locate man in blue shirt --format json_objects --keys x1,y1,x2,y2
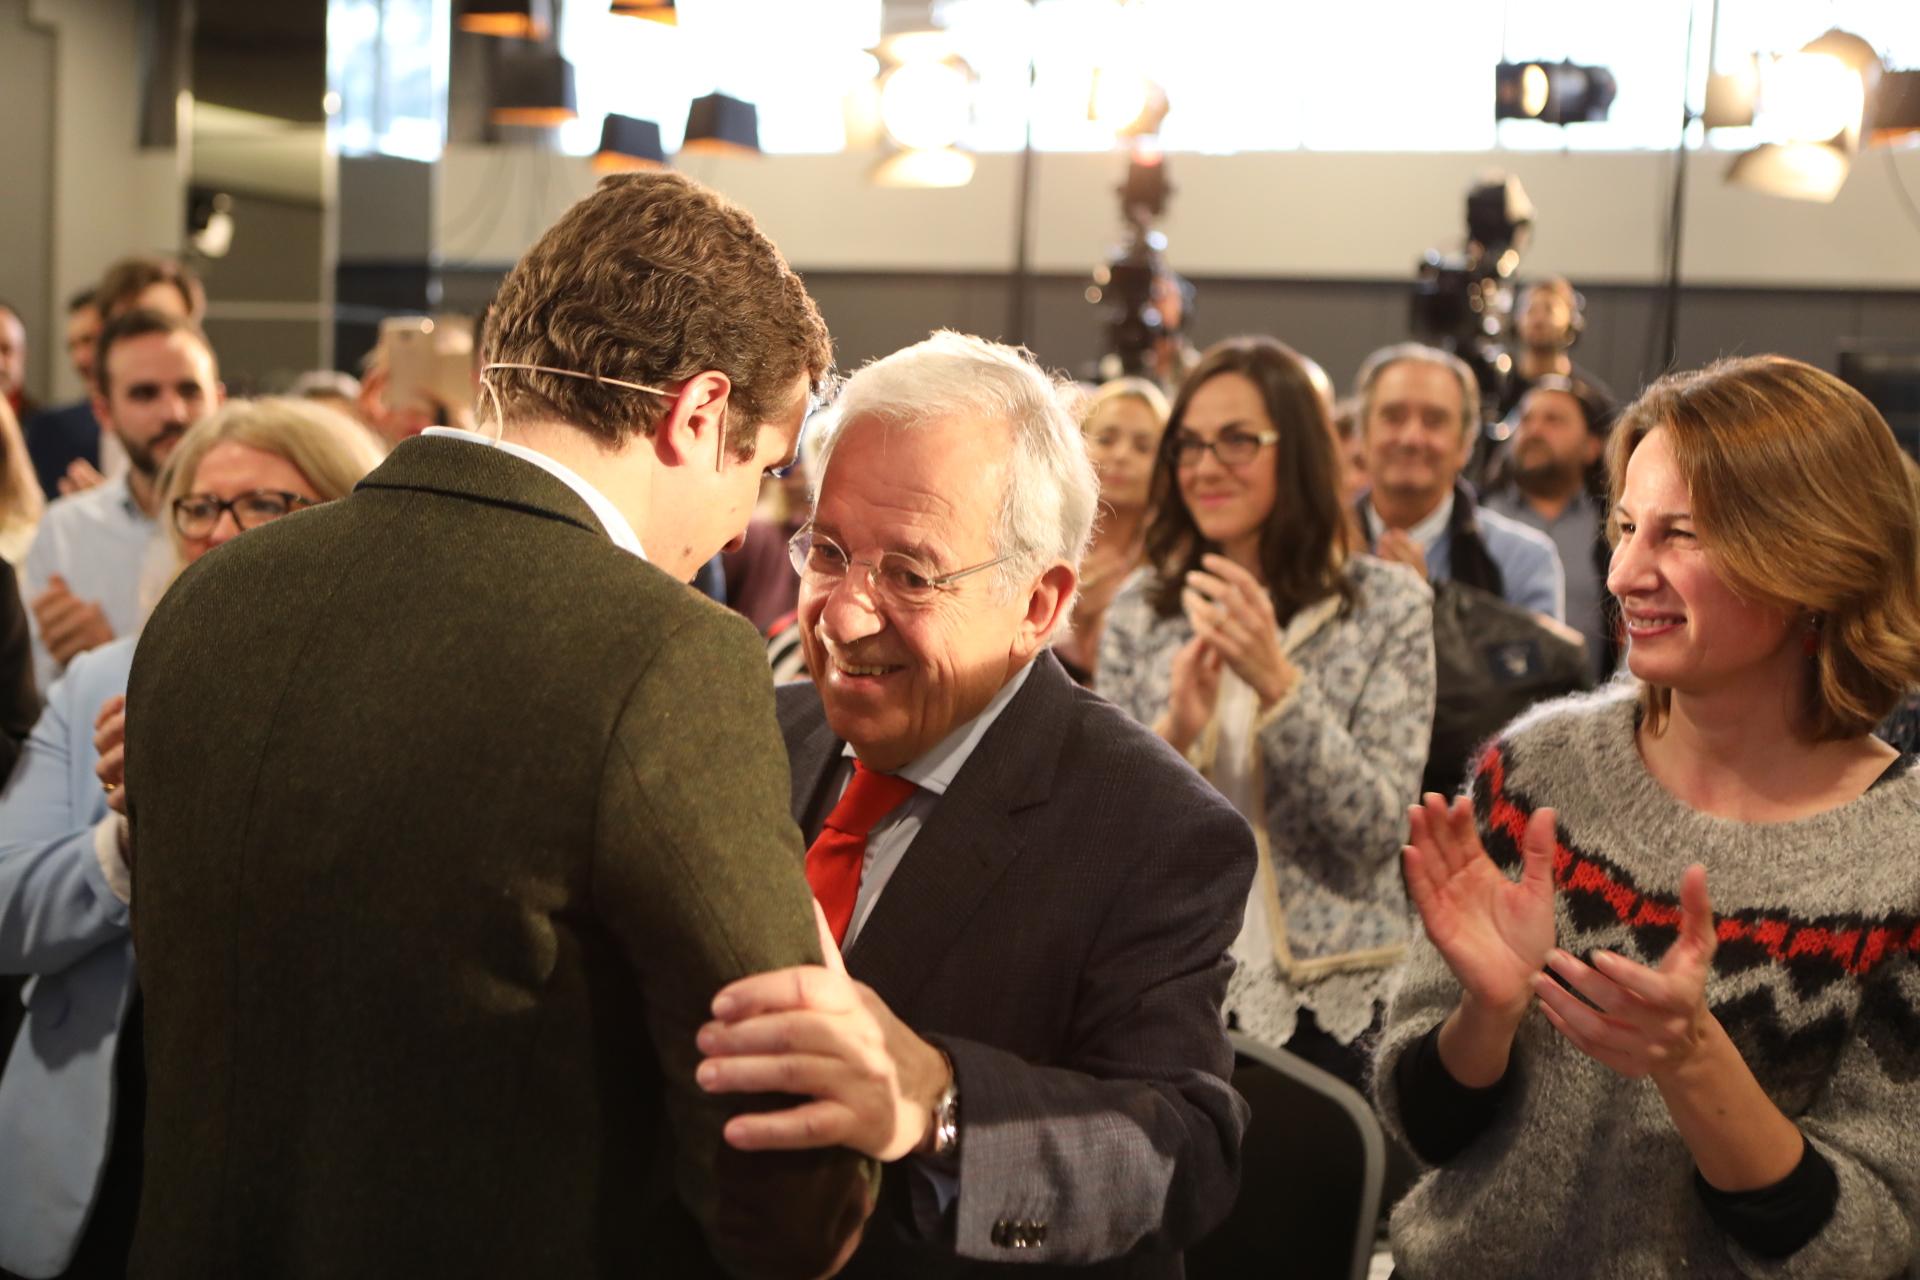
[
  {"x1": 1354, "y1": 341, "x2": 1565, "y2": 620},
  {"x1": 21, "y1": 310, "x2": 221, "y2": 689}
]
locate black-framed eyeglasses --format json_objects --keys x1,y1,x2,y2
[
  {"x1": 171, "y1": 489, "x2": 314, "y2": 539},
  {"x1": 1171, "y1": 428, "x2": 1280, "y2": 469},
  {"x1": 786, "y1": 524, "x2": 1008, "y2": 609}
]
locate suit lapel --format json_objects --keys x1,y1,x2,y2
[
  {"x1": 787, "y1": 704, "x2": 845, "y2": 838},
  {"x1": 843, "y1": 655, "x2": 1076, "y2": 1013}
]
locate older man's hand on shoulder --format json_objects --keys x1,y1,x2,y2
[{"x1": 698, "y1": 902, "x2": 954, "y2": 1162}]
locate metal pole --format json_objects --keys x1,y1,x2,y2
[{"x1": 1008, "y1": 41, "x2": 1036, "y2": 347}]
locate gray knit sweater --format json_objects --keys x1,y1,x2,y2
[{"x1": 1376, "y1": 686, "x2": 1920, "y2": 1280}]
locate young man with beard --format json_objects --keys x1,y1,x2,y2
[
  {"x1": 20, "y1": 309, "x2": 221, "y2": 689},
  {"x1": 1485, "y1": 375, "x2": 1618, "y2": 679}
]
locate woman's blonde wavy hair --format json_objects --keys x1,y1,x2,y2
[{"x1": 1607, "y1": 355, "x2": 1920, "y2": 741}]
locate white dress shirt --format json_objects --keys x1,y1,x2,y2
[
  {"x1": 828, "y1": 658, "x2": 1036, "y2": 952},
  {"x1": 421, "y1": 427, "x2": 647, "y2": 560}
]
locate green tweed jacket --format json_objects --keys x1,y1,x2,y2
[{"x1": 124, "y1": 435, "x2": 872, "y2": 1278}]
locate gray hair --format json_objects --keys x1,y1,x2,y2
[
  {"x1": 1354, "y1": 342, "x2": 1480, "y2": 440},
  {"x1": 810, "y1": 330, "x2": 1099, "y2": 601}
]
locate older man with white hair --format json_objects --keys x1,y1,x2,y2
[{"x1": 696, "y1": 332, "x2": 1255, "y2": 1278}]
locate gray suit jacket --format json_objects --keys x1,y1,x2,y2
[
  {"x1": 125, "y1": 436, "x2": 872, "y2": 1279},
  {"x1": 778, "y1": 652, "x2": 1255, "y2": 1278}
]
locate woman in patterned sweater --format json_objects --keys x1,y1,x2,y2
[
  {"x1": 1377, "y1": 355, "x2": 1920, "y2": 1278},
  {"x1": 1098, "y1": 336, "x2": 1435, "y2": 1089}
]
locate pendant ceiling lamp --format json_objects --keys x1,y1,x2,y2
[
  {"x1": 490, "y1": 45, "x2": 578, "y2": 127},
  {"x1": 458, "y1": 0, "x2": 551, "y2": 40},
  {"x1": 610, "y1": 0, "x2": 676, "y2": 22},
  {"x1": 681, "y1": 92, "x2": 759, "y2": 155},
  {"x1": 594, "y1": 114, "x2": 667, "y2": 171}
]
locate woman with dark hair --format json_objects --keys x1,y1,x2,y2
[
  {"x1": 1099, "y1": 336, "x2": 1435, "y2": 1087},
  {"x1": 1377, "y1": 356, "x2": 1920, "y2": 1278}
]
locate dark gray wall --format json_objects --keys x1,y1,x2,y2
[
  {"x1": 199, "y1": 191, "x2": 331, "y2": 393},
  {"x1": 437, "y1": 264, "x2": 1920, "y2": 407}
]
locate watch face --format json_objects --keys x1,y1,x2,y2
[{"x1": 933, "y1": 1082, "x2": 959, "y2": 1157}]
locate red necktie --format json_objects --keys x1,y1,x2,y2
[{"x1": 806, "y1": 761, "x2": 917, "y2": 947}]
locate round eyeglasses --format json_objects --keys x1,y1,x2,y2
[
  {"x1": 786, "y1": 525, "x2": 1008, "y2": 610},
  {"x1": 171, "y1": 489, "x2": 315, "y2": 540}
]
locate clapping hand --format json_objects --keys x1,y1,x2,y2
[
  {"x1": 58, "y1": 458, "x2": 108, "y2": 496},
  {"x1": 1374, "y1": 529, "x2": 1428, "y2": 580},
  {"x1": 1182, "y1": 554, "x2": 1297, "y2": 708},
  {"x1": 1403, "y1": 794, "x2": 1558, "y2": 1019},
  {"x1": 31, "y1": 574, "x2": 115, "y2": 667},
  {"x1": 93, "y1": 694, "x2": 128, "y2": 815},
  {"x1": 696, "y1": 902, "x2": 952, "y2": 1163},
  {"x1": 1161, "y1": 635, "x2": 1222, "y2": 754},
  {"x1": 1533, "y1": 865, "x2": 1718, "y2": 1079}
]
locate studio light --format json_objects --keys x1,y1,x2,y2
[
  {"x1": 681, "y1": 92, "x2": 759, "y2": 154},
  {"x1": 594, "y1": 114, "x2": 667, "y2": 171},
  {"x1": 1728, "y1": 29, "x2": 1881, "y2": 203},
  {"x1": 1765, "y1": 51, "x2": 1867, "y2": 142},
  {"x1": 490, "y1": 45, "x2": 578, "y2": 126},
  {"x1": 871, "y1": 147, "x2": 976, "y2": 188},
  {"x1": 1725, "y1": 142, "x2": 1852, "y2": 202},
  {"x1": 609, "y1": 0, "x2": 675, "y2": 22},
  {"x1": 457, "y1": 0, "x2": 551, "y2": 39},
  {"x1": 1494, "y1": 60, "x2": 1617, "y2": 125},
  {"x1": 187, "y1": 189, "x2": 235, "y2": 260},
  {"x1": 878, "y1": 59, "x2": 972, "y2": 151},
  {"x1": 1089, "y1": 66, "x2": 1167, "y2": 137}
]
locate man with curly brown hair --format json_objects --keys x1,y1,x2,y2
[{"x1": 125, "y1": 172, "x2": 875, "y2": 1279}]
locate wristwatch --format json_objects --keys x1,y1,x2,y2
[{"x1": 928, "y1": 1074, "x2": 960, "y2": 1159}]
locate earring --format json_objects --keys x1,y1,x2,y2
[{"x1": 1802, "y1": 614, "x2": 1821, "y2": 658}]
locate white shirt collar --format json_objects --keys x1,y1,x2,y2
[
  {"x1": 840, "y1": 657, "x2": 1038, "y2": 797},
  {"x1": 1365, "y1": 488, "x2": 1454, "y2": 552},
  {"x1": 422, "y1": 427, "x2": 647, "y2": 560}
]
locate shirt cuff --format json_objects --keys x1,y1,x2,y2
[
  {"x1": 91, "y1": 813, "x2": 133, "y2": 906},
  {"x1": 1693, "y1": 1136, "x2": 1838, "y2": 1260},
  {"x1": 1393, "y1": 1020, "x2": 1515, "y2": 1166}
]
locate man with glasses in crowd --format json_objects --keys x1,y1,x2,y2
[
  {"x1": 124, "y1": 172, "x2": 874, "y2": 1277},
  {"x1": 695, "y1": 331, "x2": 1254, "y2": 1278}
]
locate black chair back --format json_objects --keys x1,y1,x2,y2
[{"x1": 1187, "y1": 1032, "x2": 1386, "y2": 1280}]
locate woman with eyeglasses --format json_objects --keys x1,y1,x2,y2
[
  {"x1": 0, "y1": 397, "x2": 382, "y2": 1278},
  {"x1": 1054, "y1": 377, "x2": 1169, "y2": 683},
  {"x1": 1098, "y1": 336, "x2": 1436, "y2": 1090}
]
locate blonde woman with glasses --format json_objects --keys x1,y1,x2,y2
[{"x1": 0, "y1": 397, "x2": 381, "y2": 1278}]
